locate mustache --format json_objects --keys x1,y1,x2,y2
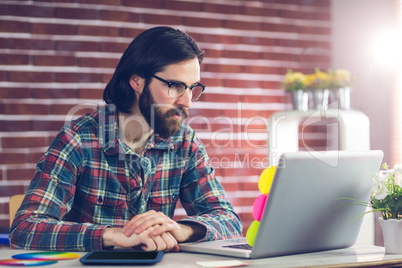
[{"x1": 165, "y1": 107, "x2": 189, "y2": 119}]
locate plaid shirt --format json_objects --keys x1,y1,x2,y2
[{"x1": 9, "y1": 105, "x2": 242, "y2": 251}]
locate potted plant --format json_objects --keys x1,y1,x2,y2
[
  {"x1": 281, "y1": 70, "x2": 308, "y2": 111},
  {"x1": 327, "y1": 69, "x2": 353, "y2": 109},
  {"x1": 305, "y1": 68, "x2": 330, "y2": 110},
  {"x1": 342, "y1": 163, "x2": 402, "y2": 254}
]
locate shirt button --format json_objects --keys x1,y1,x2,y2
[
  {"x1": 172, "y1": 194, "x2": 178, "y2": 201},
  {"x1": 97, "y1": 196, "x2": 103, "y2": 203}
]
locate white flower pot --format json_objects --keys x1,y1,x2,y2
[{"x1": 378, "y1": 217, "x2": 402, "y2": 254}]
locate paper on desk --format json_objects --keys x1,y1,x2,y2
[{"x1": 196, "y1": 260, "x2": 251, "y2": 268}]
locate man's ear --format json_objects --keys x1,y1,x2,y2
[{"x1": 129, "y1": 75, "x2": 145, "y2": 94}]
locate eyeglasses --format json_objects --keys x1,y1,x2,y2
[{"x1": 152, "y1": 75, "x2": 205, "y2": 101}]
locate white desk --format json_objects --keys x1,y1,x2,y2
[{"x1": 1, "y1": 245, "x2": 402, "y2": 267}]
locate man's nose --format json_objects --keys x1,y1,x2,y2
[{"x1": 175, "y1": 88, "x2": 192, "y2": 108}]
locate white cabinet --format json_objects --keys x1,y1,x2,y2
[
  {"x1": 267, "y1": 109, "x2": 374, "y2": 245},
  {"x1": 267, "y1": 109, "x2": 370, "y2": 165}
]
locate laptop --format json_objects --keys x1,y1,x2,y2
[{"x1": 180, "y1": 150, "x2": 384, "y2": 259}]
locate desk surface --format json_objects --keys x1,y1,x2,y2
[{"x1": 1, "y1": 245, "x2": 402, "y2": 268}]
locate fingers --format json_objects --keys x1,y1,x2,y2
[
  {"x1": 136, "y1": 227, "x2": 179, "y2": 252},
  {"x1": 141, "y1": 232, "x2": 178, "y2": 252},
  {"x1": 123, "y1": 210, "x2": 173, "y2": 236}
]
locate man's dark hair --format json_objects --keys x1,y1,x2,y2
[{"x1": 103, "y1": 26, "x2": 205, "y2": 114}]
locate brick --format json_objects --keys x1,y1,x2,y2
[
  {"x1": 244, "y1": 6, "x2": 276, "y2": 17},
  {"x1": 35, "y1": 0, "x2": 76, "y2": 3},
  {"x1": 59, "y1": 104, "x2": 99, "y2": 117},
  {"x1": 0, "y1": 20, "x2": 30, "y2": 33},
  {"x1": 57, "y1": 40, "x2": 99, "y2": 52},
  {"x1": 205, "y1": 64, "x2": 242, "y2": 73},
  {"x1": 33, "y1": 55, "x2": 76, "y2": 67},
  {"x1": 123, "y1": 0, "x2": 164, "y2": 9},
  {"x1": 0, "y1": 185, "x2": 26, "y2": 197},
  {"x1": 31, "y1": 120, "x2": 64, "y2": 132},
  {"x1": 229, "y1": 197, "x2": 256, "y2": 207},
  {"x1": 78, "y1": 88, "x2": 104, "y2": 99},
  {"x1": 202, "y1": 49, "x2": 223, "y2": 59},
  {"x1": 200, "y1": 78, "x2": 223, "y2": 87},
  {"x1": 166, "y1": 1, "x2": 203, "y2": 11},
  {"x1": 81, "y1": 0, "x2": 122, "y2": 5},
  {"x1": 300, "y1": 26, "x2": 331, "y2": 35},
  {"x1": 0, "y1": 120, "x2": 30, "y2": 132},
  {"x1": 198, "y1": 93, "x2": 241, "y2": 103},
  {"x1": 202, "y1": 34, "x2": 239, "y2": 45},
  {"x1": 225, "y1": 19, "x2": 261, "y2": 31},
  {"x1": 55, "y1": 7, "x2": 98, "y2": 19},
  {"x1": 224, "y1": 50, "x2": 260, "y2": 60},
  {"x1": 8, "y1": 71, "x2": 53, "y2": 83},
  {"x1": 56, "y1": 72, "x2": 98, "y2": 83},
  {"x1": 204, "y1": 3, "x2": 242, "y2": 14},
  {"x1": 144, "y1": 14, "x2": 183, "y2": 25},
  {"x1": 52, "y1": 104, "x2": 77, "y2": 115},
  {"x1": 189, "y1": 109, "x2": 221, "y2": 118},
  {"x1": 4, "y1": 103, "x2": 50, "y2": 115},
  {"x1": 223, "y1": 109, "x2": 260, "y2": 118},
  {"x1": 101, "y1": 10, "x2": 140, "y2": 22},
  {"x1": 32, "y1": 88, "x2": 77, "y2": 99},
  {"x1": 297, "y1": 54, "x2": 331, "y2": 63},
  {"x1": 101, "y1": 72, "x2": 113, "y2": 84},
  {"x1": 0, "y1": 38, "x2": 6, "y2": 48},
  {"x1": 262, "y1": 22, "x2": 295, "y2": 33},
  {"x1": 9, "y1": 38, "x2": 53, "y2": 50},
  {"x1": 222, "y1": 167, "x2": 261, "y2": 177},
  {"x1": 243, "y1": 65, "x2": 282, "y2": 75},
  {"x1": 32, "y1": 23, "x2": 75, "y2": 35},
  {"x1": 224, "y1": 79, "x2": 261, "y2": 89},
  {"x1": 77, "y1": 25, "x2": 119, "y2": 37},
  {"x1": 79, "y1": 57, "x2": 118, "y2": 68},
  {"x1": 0, "y1": 88, "x2": 30, "y2": 99},
  {"x1": 241, "y1": 181, "x2": 260, "y2": 191},
  {"x1": 0, "y1": 153, "x2": 27, "y2": 165},
  {"x1": 120, "y1": 27, "x2": 145, "y2": 39},
  {"x1": 7, "y1": 168, "x2": 36, "y2": 181},
  {"x1": 243, "y1": 95, "x2": 284, "y2": 103},
  {"x1": 30, "y1": 151, "x2": 45, "y2": 164},
  {"x1": 220, "y1": 182, "x2": 240, "y2": 192},
  {"x1": 101, "y1": 41, "x2": 129, "y2": 53},
  {"x1": 0, "y1": 71, "x2": 6, "y2": 81},
  {"x1": 184, "y1": 17, "x2": 222, "y2": 28},
  {"x1": 243, "y1": 36, "x2": 275, "y2": 46},
  {"x1": 9, "y1": 4, "x2": 54, "y2": 18},
  {"x1": 262, "y1": 52, "x2": 295, "y2": 62},
  {"x1": 0, "y1": 4, "x2": 7, "y2": 15},
  {"x1": 261, "y1": 80, "x2": 281, "y2": 89},
  {"x1": 2, "y1": 136, "x2": 47, "y2": 149}
]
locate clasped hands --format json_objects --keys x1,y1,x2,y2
[{"x1": 102, "y1": 210, "x2": 199, "y2": 252}]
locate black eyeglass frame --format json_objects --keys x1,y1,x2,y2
[{"x1": 152, "y1": 75, "x2": 205, "y2": 101}]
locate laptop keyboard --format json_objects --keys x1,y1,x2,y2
[{"x1": 222, "y1": 243, "x2": 253, "y2": 250}]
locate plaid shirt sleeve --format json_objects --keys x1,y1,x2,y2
[
  {"x1": 177, "y1": 131, "x2": 243, "y2": 241},
  {"x1": 9, "y1": 121, "x2": 109, "y2": 251}
]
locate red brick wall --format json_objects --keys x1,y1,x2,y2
[{"x1": 0, "y1": 0, "x2": 331, "y2": 233}]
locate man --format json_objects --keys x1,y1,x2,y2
[{"x1": 9, "y1": 26, "x2": 242, "y2": 252}]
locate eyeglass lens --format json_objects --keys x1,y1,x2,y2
[{"x1": 168, "y1": 84, "x2": 204, "y2": 101}]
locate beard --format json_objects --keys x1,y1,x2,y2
[{"x1": 139, "y1": 85, "x2": 189, "y2": 139}]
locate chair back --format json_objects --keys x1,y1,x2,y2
[{"x1": 9, "y1": 194, "x2": 25, "y2": 228}]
